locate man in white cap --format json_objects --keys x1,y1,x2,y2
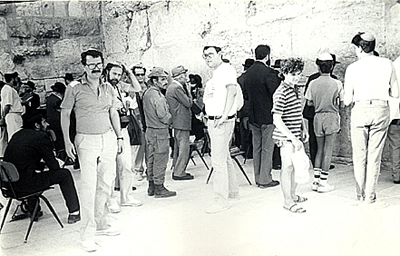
[
  {"x1": 166, "y1": 65, "x2": 194, "y2": 180},
  {"x1": 305, "y1": 52, "x2": 344, "y2": 193},
  {"x1": 203, "y1": 42, "x2": 242, "y2": 214},
  {"x1": 344, "y1": 32, "x2": 399, "y2": 207}
]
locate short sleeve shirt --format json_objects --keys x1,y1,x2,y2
[
  {"x1": 1, "y1": 84, "x2": 23, "y2": 115},
  {"x1": 204, "y1": 63, "x2": 238, "y2": 116},
  {"x1": 305, "y1": 74, "x2": 343, "y2": 113},
  {"x1": 60, "y1": 76, "x2": 118, "y2": 134},
  {"x1": 272, "y1": 83, "x2": 303, "y2": 140}
]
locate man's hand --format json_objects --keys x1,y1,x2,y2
[
  {"x1": 117, "y1": 139, "x2": 124, "y2": 154},
  {"x1": 292, "y1": 137, "x2": 303, "y2": 151},
  {"x1": 65, "y1": 141, "x2": 76, "y2": 161},
  {"x1": 214, "y1": 115, "x2": 228, "y2": 128},
  {"x1": 302, "y1": 131, "x2": 309, "y2": 143}
]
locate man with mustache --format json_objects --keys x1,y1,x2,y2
[
  {"x1": 103, "y1": 62, "x2": 142, "y2": 213},
  {"x1": 61, "y1": 49, "x2": 124, "y2": 252},
  {"x1": 143, "y1": 67, "x2": 176, "y2": 198}
]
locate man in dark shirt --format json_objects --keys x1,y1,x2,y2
[
  {"x1": 243, "y1": 44, "x2": 281, "y2": 188},
  {"x1": 20, "y1": 81, "x2": 40, "y2": 114},
  {"x1": 3, "y1": 111, "x2": 80, "y2": 224}
]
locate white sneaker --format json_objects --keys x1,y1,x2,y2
[
  {"x1": 121, "y1": 198, "x2": 143, "y2": 207},
  {"x1": 311, "y1": 182, "x2": 319, "y2": 191},
  {"x1": 81, "y1": 240, "x2": 99, "y2": 252},
  {"x1": 205, "y1": 203, "x2": 230, "y2": 214},
  {"x1": 317, "y1": 183, "x2": 335, "y2": 193},
  {"x1": 108, "y1": 204, "x2": 121, "y2": 213},
  {"x1": 96, "y1": 226, "x2": 121, "y2": 236}
]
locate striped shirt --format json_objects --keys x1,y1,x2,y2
[{"x1": 272, "y1": 83, "x2": 303, "y2": 140}]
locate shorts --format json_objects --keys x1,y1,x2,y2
[{"x1": 313, "y1": 112, "x2": 340, "y2": 137}]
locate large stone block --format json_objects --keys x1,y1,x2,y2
[
  {"x1": 29, "y1": 17, "x2": 62, "y2": 39},
  {"x1": 0, "y1": 4, "x2": 12, "y2": 16},
  {"x1": 84, "y1": 1, "x2": 101, "y2": 18},
  {"x1": 54, "y1": 1, "x2": 68, "y2": 17},
  {"x1": 0, "y1": 17, "x2": 7, "y2": 40},
  {"x1": 0, "y1": 52, "x2": 15, "y2": 73},
  {"x1": 8, "y1": 18, "x2": 30, "y2": 38},
  {"x1": 52, "y1": 39, "x2": 80, "y2": 58},
  {"x1": 41, "y1": 1, "x2": 54, "y2": 17},
  {"x1": 15, "y1": 2, "x2": 42, "y2": 16},
  {"x1": 79, "y1": 36, "x2": 103, "y2": 53},
  {"x1": 63, "y1": 18, "x2": 101, "y2": 37},
  {"x1": 20, "y1": 57, "x2": 55, "y2": 78},
  {"x1": 68, "y1": 1, "x2": 85, "y2": 18}
]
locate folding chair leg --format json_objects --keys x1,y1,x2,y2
[
  {"x1": 206, "y1": 167, "x2": 214, "y2": 184},
  {"x1": 195, "y1": 148, "x2": 209, "y2": 170},
  {"x1": 40, "y1": 195, "x2": 64, "y2": 229},
  {"x1": 0, "y1": 199, "x2": 12, "y2": 233},
  {"x1": 190, "y1": 157, "x2": 196, "y2": 166},
  {"x1": 24, "y1": 198, "x2": 40, "y2": 243},
  {"x1": 232, "y1": 156, "x2": 252, "y2": 185}
]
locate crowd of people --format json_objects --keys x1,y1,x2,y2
[{"x1": 0, "y1": 31, "x2": 400, "y2": 252}]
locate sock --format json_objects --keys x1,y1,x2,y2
[
  {"x1": 313, "y1": 168, "x2": 321, "y2": 184},
  {"x1": 319, "y1": 170, "x2": 329, "y2": 186},
  {"x1": 70, "y1": 211, "x2": 79, "y2": 215}
]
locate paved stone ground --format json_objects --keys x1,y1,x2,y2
[{"x1": 1, "y1": 154, "x2": 400, "y2": 256}]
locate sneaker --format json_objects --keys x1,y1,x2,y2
[
  {"x1": 121, "y1": 198, "x2": 142, "y2": 207},
  {"x1": 311, "y1": 182, "x2": 319, "y2": 191},
  {"x1": 67, "y1": 213, "x2": 81, "y2": 224},
  {"x1": 108, "y1": 204, "x2": 121, "y2": 214},
  {"x1": 360, "y1": 200, "x2": 388, "y2": 210},
  {"x1": 205, "y1": 203, "x2": 230, "y2": 214},
  {"x1": 317, "y1": 183, "x2": 335, "y2": 193},
  {"x1": 96, "y1": 226, "x2": 121, "y2": 236},
  {"x1": 81, "y1": 240, "x2": 99, "y2": 252}
]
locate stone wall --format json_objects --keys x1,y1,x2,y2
[{"x1": 2, "y1": 0, "x2": 400, "y2": 161}]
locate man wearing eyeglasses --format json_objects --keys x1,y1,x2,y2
[
  {"x1": 203, "y1": 43, "x2": 241, "y2": 214},
  {"x1": 61, "y1": 49, "x2": 124, "y2": 252},
  {"x1": 166, "y1": 65, "x2": 194, "y2": 181}
]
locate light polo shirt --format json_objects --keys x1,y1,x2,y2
[
  {"x1": 1, "y1": 84, "x2": 23, "y2": 115},
  {"x1": 204, "y1": 62, "x2": 238, "y2": 116},
  {"x1": 389, "y1": 56, "x2": 400, "y2": 120},
  {"x1": 344, "y1": 55, "x2": 397, "y2": 105},
  {"x1": 61, "y1": 76, "x2": 118, "y2": 134}
]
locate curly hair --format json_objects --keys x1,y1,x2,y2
[{"x1": 280, "y1": 58, "x2": 304, "y2": 75}]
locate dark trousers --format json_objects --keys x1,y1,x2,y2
[
  {"x1": 240, "y1": 119, "x2": 253, "y2": 157},
  {"x1": 307, "y1": 117, "x2": 317, "y2": 166},
  {"x1": 21, "y1": 169, "x2": 80, "y2": 214}
]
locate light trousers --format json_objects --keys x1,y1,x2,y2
[
  {"x1": 351, "y1": 101, "x2": 389, "y2": 202},
  {"x1": 208, "y1": 119, "x2": 238, "y2": 205},
  {"x1": 5, "y1": 113, "x2": 22, "y2": 141},
  {"x1": 172, "y1": 129, "x2": 190, "y2": 176},
  {"x1": 75, "y1": 130, "x2": 117, "y2": 241}
]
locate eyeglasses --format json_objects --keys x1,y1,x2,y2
[
  {"x1": 202, "y1": 53, "x2": 215, "y2": 59},
  {"x1": 86, "y1": 62, "x2": 103, "y2": 70},
  {"x1": 135, "y1": 74, "x2": 145, "y2": 76}
]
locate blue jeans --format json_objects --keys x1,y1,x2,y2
[
  {"x1": 351, "y1": 100, "x2": 389, "y2": 202},
  {"x1": 207, "y1": 119, "x2": 238, "y2": 205},
  {"x1": 249, "y1": 123, "x2": 275, "y2": 185},
  {"x1": 75, "y1": 130, "x2": 117, "y2": 241}
]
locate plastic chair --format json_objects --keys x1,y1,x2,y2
[{"x1": 0, "y1": 161, "x2": 64, "y2": 243}]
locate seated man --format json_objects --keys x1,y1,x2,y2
[{"x1": 3, "y1": 111, "x2": 80, "y2": 224}]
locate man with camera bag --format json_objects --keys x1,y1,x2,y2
[{"x1": 103, "y1": 61, "x2": 143, "y2": 213}]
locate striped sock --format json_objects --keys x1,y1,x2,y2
[
  {"x1": 320, "y1": 170, "x2": 329, "y2": 185},
  {"x1": 313, "y1": 168, "x2": 321, "y2": 184}
]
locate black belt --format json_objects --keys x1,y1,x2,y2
[
  {"x1": 208, "y1": 115, "x2": 236, "y2": 120},
  {"x1": 391, "y1": 119, "x2": 400, "y2": 125}
]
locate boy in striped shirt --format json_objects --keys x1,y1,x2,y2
[{"x1": 272, "y1": 58, "x2": 309, "y2": 213}]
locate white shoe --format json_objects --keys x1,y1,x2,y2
[
  {"x1": 311, "y1": 182, "x2": 319, "y2": 191},
  {"x1": 96, "y1": 226, "x2": 121, "y2": 236},
  {"x1": 121, "y1": 198, "x2": 143, "y2": 207},
  {"x1": 360, "y1": 200, "x2": 388, "y2": 210},
  {"x1": 108, "y1": 204, "x2": 121, "y2": 213},
  {"x1": 205, "y1": 203, "x2": 230, "y2": 214},
  {"x1": 317, "y1": 183, "x2": 335, "y2": 193},
  {"x1": 81, "y1": 240, "x2": 99, "y2": 252},
  {"x1": 135, "y1": 172, "x2": 145, "y2": 181}
]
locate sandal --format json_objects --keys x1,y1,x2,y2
[
  {"x1": 293, "y1": 195, "x2": 308, "y2": 203},
  {"x1": 284, "y1": 204, "x2": 306, "y2": 213}
]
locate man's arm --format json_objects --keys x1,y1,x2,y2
[
  {"x1": 109, "y1": 107, "x2": 124, "y2": 154},
  {"x1": 175, "y1": 85, "x2": 193, "y2": 108},
  {"x1": 123, "y1": 64, "x2": 141, "y2": 93},
  {"x1": 60, "y1": 108, "x2": 76, "y2": 160},
  {"x1": 40, "y1": 135, "x2": 61, "y2": 171},
  {"x1": 215, "y1": 84, "x2": 237, "y2": 127},
  {"x1": 389, "y1": 62, "x2": 399, "y2": 98},
  {"x1": 154, "y1": 98, "x2": 172, "y2": 125}
]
